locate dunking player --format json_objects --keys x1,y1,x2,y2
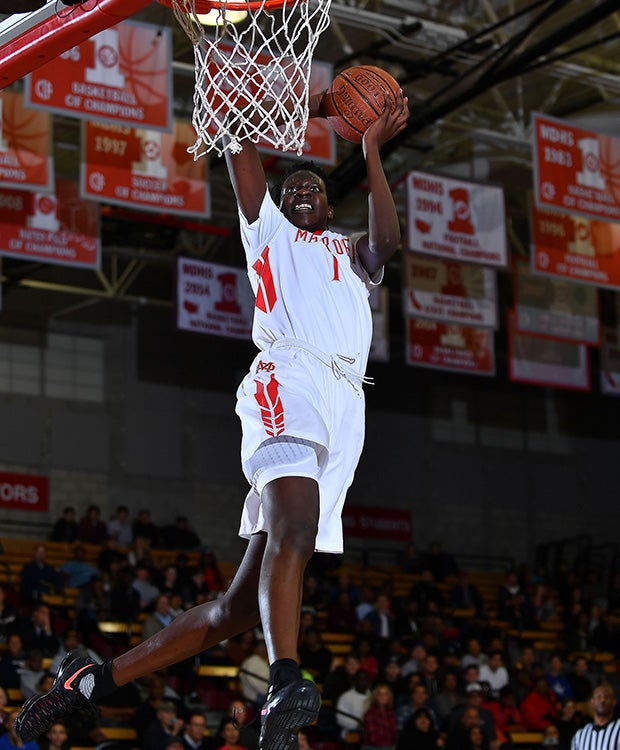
[{"x1": 15, "y1": 90, "x2": 409, "y2": 750}]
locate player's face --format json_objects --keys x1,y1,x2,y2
[{"x1": 279, "y1": 170, "x2": 333, "y2": 231}]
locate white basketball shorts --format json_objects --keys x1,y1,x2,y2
[{"x1": 235, "y1": 340, "x2": 366, "y2": 554}]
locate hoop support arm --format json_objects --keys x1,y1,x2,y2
[{"x1": 0, "y1": 0, "x2": 153, "y2": 88}]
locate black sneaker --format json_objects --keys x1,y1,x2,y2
[
  {"x1": 15, "y1": 648, "x2": 98, "y2": 741},
  {"x1": 259, "y1": 679, "x2": 320, "y2": 750}
]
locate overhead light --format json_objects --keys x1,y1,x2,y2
[{"x1": 196, "y1": 9, "x2": 247, "y2": 25}]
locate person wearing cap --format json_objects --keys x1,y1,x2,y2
[
  {"x1": 143, "y1": 701, "x2": 184, "y2": 750},
  {"x1": 447, "y1": 683, "x2": 499, "y2": 750}
]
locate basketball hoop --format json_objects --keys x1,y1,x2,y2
[{"x1": 158, "y1": 0, "x2": 332, "y2": 156}]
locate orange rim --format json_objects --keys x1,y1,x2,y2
[{"x1": 157, "y1": 0, "x2": 293, "y2": 11}]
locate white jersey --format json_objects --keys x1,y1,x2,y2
[
  {"x1": 572, "y1": 720, "x2": 620, "y2": 750},
  {"x1": 239, "y1": 188, "x2": 381, "y2": 369}
]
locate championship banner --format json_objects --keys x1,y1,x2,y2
[
  {"x1": 0, "y1": 472, "x2": 49, "y2": 512},
  {"x1": 177, "y1": 257, "x2": 253, "y2": 340},
  {"x1": 26, "y1": 21, "x2": 172, "y2": 131},
  {"x1": 533, "y1": 112, "x2": 620, "y2": 223},
  {"x1": 0, "y1": 91, "x2": 53, "y2": 191},
  {"x1": 531, "y1": 198, "x2": 620, "y2": 289},
  {"x1": 0, "y1": 178, "x2": 100, "y2": 269},
  {"x1": 405, "y1": 318, "x2": 495, "y2": 376},
  {"x1": 508, "y1": 312, "x2": 590, "y2": 391},
  {"x1": 600, "y1": 328, "x2": 620, "y2": 396},
  {"x1": 342, "y1": 505, "x2": 412, "y2": 541},
  {"x1": 81, "y1": 121, "x2": 210, "y2": 217},
  {"x1": 402, "y1": 252, "x2": 498, "y2": 328},
  {"x1": 406, "y1": 170, "x2": 507, "y2": 267},
  {"x1": 514, "y1": 259, "x2": 600, "y2": 345},
  {"x1": 369, "y1": 286, "x2": 389, "y2": 362}
]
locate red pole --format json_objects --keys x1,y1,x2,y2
[{"x1": 0, "y1": 0, "x2": 154, "y2": 88}]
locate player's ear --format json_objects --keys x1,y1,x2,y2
[{"x1": 327, "y1": 205, "x2": 334, "y2": 219}]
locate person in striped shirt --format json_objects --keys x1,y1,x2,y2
[{"x1": 571, "y1": 684, "x2": 620, "y2": 750}]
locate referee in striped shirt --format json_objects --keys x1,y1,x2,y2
[{"x1": 572, "y1": 684, "x2": 620, "y2": 750}]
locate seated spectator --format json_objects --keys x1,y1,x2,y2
[
  {"x1": 397, "y1": 542, "x2": 425, "y2": 575},
  {"x1": 0, "y1": 711, "x2": 39, "y2": 750},
  {"x1": 161, "y1": 517, "x2": 202, "y2": 552},
  {"x1": 0, "y1": 633, "x2": 25, "y2": 689},
  {"x1": 355, "y1": 586, "x2": 376, "y2": 623},
  {"x1": 181, "y1": 711, "x2": 213, "y2": 750},
  {"x1": 510, "y1": 646, "x2": 539, "y2": 703},
  {"x1": 298, "y1": 627, "x2": 333, "y2": 684},
  {"x1": 142, "y1": 701, "x2": 184, "y2": 750},
  {"x1": 214, "y1": 718, "x2": 246, "y2": 750},
  {"x1": 133, "y1": 510, "x2": 161, "y2": 547},
  {"x1": 461, "y1": 638, "x2": 488, "y2": 670},
  {"x1": 520, "y1": 677, "x2": 560, "y2": 731},
  {"x1": 497, "y1": 570, "x2": 536, "y2": 628},
  {"x1": 39, "y1": 722, "x2": 69, "y2": 750},
  {"x1": 566, "y1": 656, "x2": 594, "y2": 704},
  {"x1": 108, "y1": 566, "x2": 141, "y2": 621},
  {"x1": 329, "y1": 572, "x2": 361, "y2": 606},
  {"x1": 447, "y1": 683, "x2": 497, "y2": 750},
  {"x1": 323, "y1": 654, "x2": 361, "y2": 704},
  {"x1": 19, "y1": 545, "x2": 62, "y2": 605},
  {"x1": 354, "y1": 635, "x2": 380, "y2": 683},
  {"x1": 132, "y1": 563, "x2": 161, "y2": 612},
  {"x1": 545, "y1": 654, "x2": 574, "y2": 702},
  {"x1": 396, "y1": 683, "x2": 439, "y2": 732},
  {"x1": 479, "y1": 650, "x2": 509, "y2": 699},
  {"x1": 326, "y1": 589, "x2": 359, "y2": 633},
  {"x1": 225, "y1": 698, "x2": 258, "y2": 750},
  {"x1": 239, "y1": 639, "x2": 270, "y2": 708},
  {"x1": 199, "y1": 550, "x2": 225, "y2": 593},
  {"x1": 18, "y1": 603, "x2": 60, "y2": 656},
  {"x1": 410, "y1": 570, "x2": 445, "y2": 617},
  {"x1": 430, "y1": 670, "x2": 464, "y2": 730},
  {"x1": 19, "y1": 650, "x2": 46, "y2": 699},
  {"x1": 107, "y1": 504, "x2": 133, "y2": 547},
  {"x1": 76, "y1": 504, "x2": 108, "y2": 545},
  {"x1": 336, "y1": 669, "x2": 372, "y2": 740},
  {"x1": 134, "y1": 673, "x2": 186, "y2": 744},
  {"x1": 142, "y1": 594, "x2": 176, "y2": 640},
  {"x1": 49, "y1": 507, "x2": 78, "y2": 543},
  {"x1": 396, "y1": 707, "x2": 441, "y2": 750},
  {"x1": 50, "y1": 629, "x2": 101, "y2": 676},
  {"x1": 59, "y1": 544, "x2": 99, "y2": 590},
  {"x1": 423, "y1": 541, "x2": 459, "y2": 582},
  {"x1": 482, "y1": 685, "x2": 524, "y2": 737},
  {"x1": 363, "y1": 593, "x2": 397, "y2": 644},
  {"x1": 420, "y1": 652, "x2": 442, "y2": 698},
  {"x1": 395, "y1": 597, "x2": 422, "y2": 643},
  {"x1": 553, "y1": 699, "x2": 584, "y2": 750},
  {"x1": 451, "y1": 571, "x2": 484, "y2": 616},
  {"x1": 466, "y1": 724, "x2": 490, "y2": 750},
  {"x1": 301, "y1": 573, "x2": 328, "y2": 614},
  {"x1": 400, "y1": 642, "x2": 426, "y2": 678},
  {"x1": 362, "y1": 683, "x2": 398, "y2": 750},
  {"x1": 0, "y1": 586, "x2": 18, "y2": 642},
  {"x1": 381, "y1": 658, "x2": 408, "y2": 709}
]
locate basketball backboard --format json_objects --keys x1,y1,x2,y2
[{"x1": 0, "y1": 0, "x2": 152, "y2": 88}]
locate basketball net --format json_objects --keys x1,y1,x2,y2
[{"x1": 169, "y1": 0, "x2": 332, "y2": 157}]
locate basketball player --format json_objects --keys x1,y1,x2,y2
[{"x1": 15, "y1": 89, "x2": 409, "y2": 750}]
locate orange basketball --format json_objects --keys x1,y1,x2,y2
[{"x1": 321, "y1": 65, "x2": 401, "y2": 143}]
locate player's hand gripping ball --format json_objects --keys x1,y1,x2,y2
[{"x1": 321, "y1": 65, "x2": 402, "y2": 143}]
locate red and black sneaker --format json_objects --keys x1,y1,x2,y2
[
  {"x1": 15, "y1": 648, "x2": 99, "y2": 741},
  {"x1": 259, "y1": 679, "x2": 320, "y2": 750}
]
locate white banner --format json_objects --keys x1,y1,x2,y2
[
  {"x1": 177, "y1": 257, "x2": 254, "y2": 340},
  {"x1": 407, "y1": 170, "x2": 507, "y2": 267}
]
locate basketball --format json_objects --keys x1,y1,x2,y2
[{"x1": 321, "y1": 65, "x2": 401, "y2": 143}]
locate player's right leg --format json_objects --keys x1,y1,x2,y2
[{"x1": 15, "y1": 533, "x2": 266, "y2": 741}]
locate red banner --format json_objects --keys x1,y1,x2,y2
[
  {"x1": 0, "y1": 472, "x2": 49, "y2": 512},
  {"x1": 0, "y1": 91, "x2": 53, "y2": 191},
  {"x1": 406, "y1": 170, "x2": 507, "y2": 267},
  {"x1": 81, "y1": 120, "x2": 210, "y2": 217},
  {"x1": 342, "y1": 505, "x2": 412, "y2": 541},
  {"x1": 533, "y1": 112, "x2": 620, "y2": 223},
  {"x1": 508, "y1": 312, "x2": 590, "y2": 391},
  {"x1": 406, "y1": 318, "x2": 495, "y2": 376},
  {"x1": 26, "y1": 21, "x2": 172, "y2": 130},
  {"x1": 0, "y1": 178, "x2": 100, "y2": 269},
  {"x1": 530, "y1": 198, "x2": 620, "y2": 289}
]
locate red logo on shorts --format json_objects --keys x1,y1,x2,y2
[
  {"x1": 254, "y1": 374, "x2": 285, "y2": 436},
  {"x1": 256, "y1": 360, "x2": 275, "y2": 373}
]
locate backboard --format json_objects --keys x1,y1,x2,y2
[{"x1": 0, "y1": 0, "x2": 152, "y2": 88}]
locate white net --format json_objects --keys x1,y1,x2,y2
[{"x1": 170, "y1": 0, "x2": 332, "y2": 157}]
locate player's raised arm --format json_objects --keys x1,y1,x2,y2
[
  {"x1": 224, "y1": 138, "x2": 268, "y2": 225},
  {"x1": 355, "y1": 90, "x2": 409, "y2": 275}
]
